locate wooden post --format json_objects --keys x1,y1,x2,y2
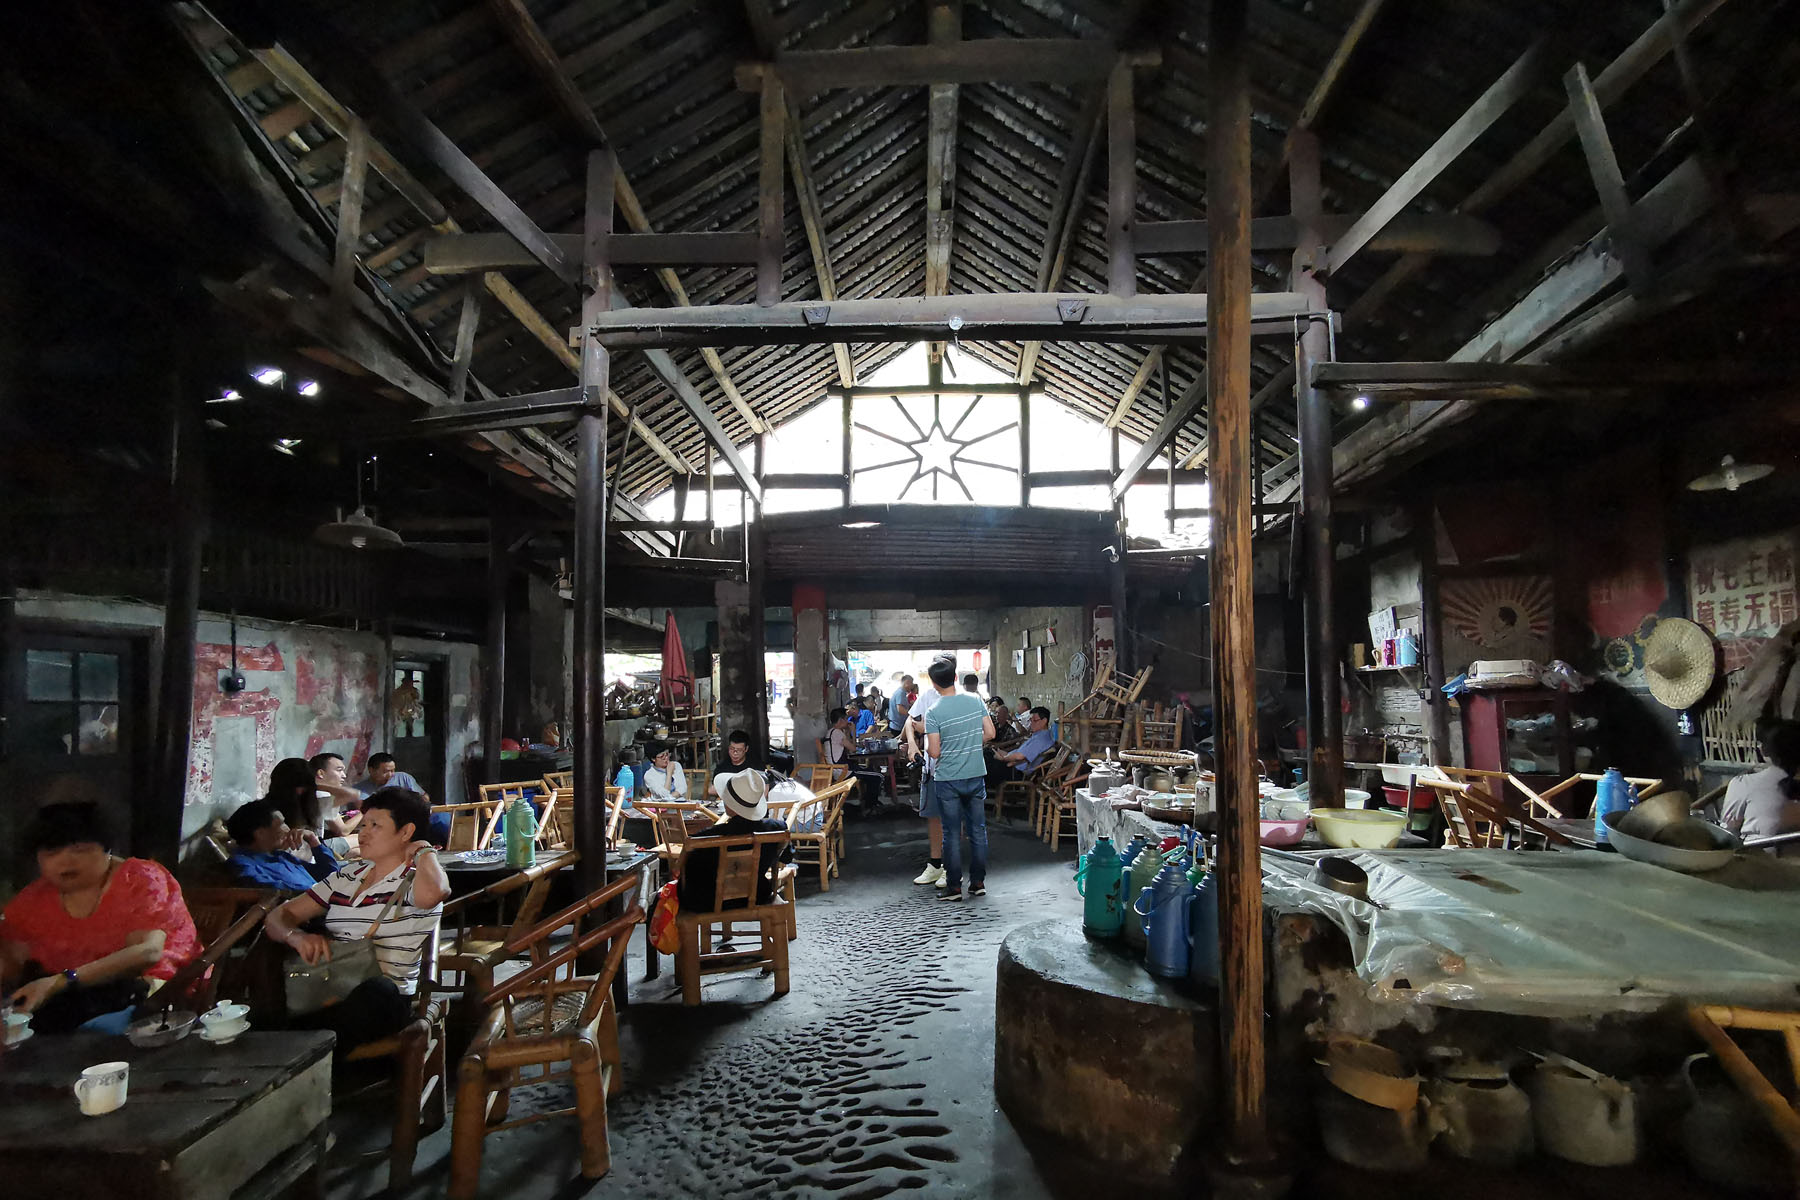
[
  {"x1": 448, "y1": 283, "x2": 481, "y2": 405},
  {"x1": 331, "y1": 116, "x2": 371, "y2": 329},
  {"x1": 1290, "y1": 129, "x2": 1344, "y2": 807},
  {"x1": 841, "y1": 389, "x2": 853, "y2": 504},
  {"x1": 747, "y1": 513, "x2": 770, "y2": 754},
  {"x1": 1019, "y1": 388, "x2": 1032, "y2": 507},
  {"x1": 1106, "y1": 60, "x2": 1136, "y2": 297},
  {"x1": 149, "y1": 351, "x2": 205, "y2": 866},
  {"x1": 484, "y1": 513, "x2": 509, "y2": 775},
  {"x1": 1207, "y1": 0, "x2": 1275, "y2": 1177},
  {"x1": 757, "y1": 71, "x2": 785, "y2": 306},
  {"x1": 1110, "y1": 502, "x2": 1131, "y2": 673},
  {"x1": 1416, "y1": 502, "x2": 1452, "y2": 766},
  {"x1": 573, "y1": 149, "x2": 614, "y2": 909}
]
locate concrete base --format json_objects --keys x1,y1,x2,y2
[{"x1": 994, "y1": 919, "x2": 1218, "y2": 1188}]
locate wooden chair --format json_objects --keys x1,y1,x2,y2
[
  {"x1": 996, "y1": 745, "x2": 1067, "y2": 824},
  {"x1": 541, "y1": 771, "x2": 573, "y2": 792},
  {"x1": 448, "y1": 873, "x2": 644, "y2": 1200},
  {"x1": 1425, "y1": 774, "x2": 1572, "y2": 849},
  {"x1": 672, "y1": 830, "x2": 793, "y2": 1005},
  {"x1": 143, "y1": 888, "x2": 285, "y2": 1016},
  {"x1": 639, "y1": 800, "x2": 722, "y2": 871},
  {"x1": 437, "y1": 854, "x2": 573, "y2": 1002},
  {"x1": 787, "y1": 779, "x2": 854, "y2": 891},
  {"x1": 343, "y1": 923, "x2": 451, "y2": 1193},
  {"x1": 1132, "y1": 703, "x2": 1186, "y2": 753},
  {"x1": 1036, "y1": 753, "x2": 1090, "y2": 852},
  {"x1": 440, "y1": 797, "x2": 507, "y2": 851}
]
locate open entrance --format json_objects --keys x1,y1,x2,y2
[{"x1": 388, "y1": 658, "x2": 447, "y2": 805}]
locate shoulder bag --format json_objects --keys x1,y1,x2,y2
[{"x1": 283, "y1": 869, "x2": 414, "y2": 1015}]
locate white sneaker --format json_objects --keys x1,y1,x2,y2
[
  {"x1": 913, "y1": 863, "x2": 946, "y2": 886},
  {"x1": 934, "y1": 873, "x2": 948, "y2": 889}
]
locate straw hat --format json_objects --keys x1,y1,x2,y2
[
  {"x1": 715, "y1": 768, "x2": 769, "y2": 820},
  {"x1": 1644, "y1": 617, "x2": 1716, "y2": 710}
]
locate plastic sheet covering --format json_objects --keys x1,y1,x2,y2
[{"x1": 1261, "y1": 849, "x2": 1800, "y2": 1016}]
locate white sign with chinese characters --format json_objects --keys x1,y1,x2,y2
[{"x1": 1686, "y1": 532, "x2": 1800, "y2": 639}]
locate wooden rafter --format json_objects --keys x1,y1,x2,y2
[
  {"x1": 743, "y1": 0, "x2": 855, "y2": 389},
  {"x1": 479, "y1": 0, "x2": 766, "y2": 434},
  {"x1": 1104, "y1": 0, "x2": 1390, "y2": 442},
  {"x1": 239, "y1": 39, "x2": 690, "y2": 480},
  {"x1": 1345, "y1": 0, "x2": 1728, "y2": 325},
  {"x1": 249, "y1": 1, "x2": 764, "y2": 500},
  {"x1": 923, "y1": 0, "x2": 962, "y2": 364}
]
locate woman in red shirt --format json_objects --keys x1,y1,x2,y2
[{"x1": 1, "y1": 803, "x2": 198, "y2": 1034}]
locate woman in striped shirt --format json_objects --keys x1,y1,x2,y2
[{"x1": 264, "y1": 787, "x2": 448, "y2": 1056}]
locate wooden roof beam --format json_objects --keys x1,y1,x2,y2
[
  {"x1": 922, "y1": 1, "x2": 962, "y2": 365},
  {"x1": 479, "y1": 0, "x2": 766, "y2": 435},
  {"x1": 1326, "y1": 37, "x2": 1551, "y2": 276},
  {"x1": 1347, "y1": 0, "x2": 1728, "y2": 325},
  {"x1": 736, "y1": 39, "x2": 1159, "y2": 94},
  {"x1": 1102, "y1": 0, "x2": 1388, "y2": 432},
  {"x1": 238, "y1": 27, "x2": 689, "y2": 481}
]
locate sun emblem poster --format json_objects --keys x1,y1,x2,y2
[{"x1": 1440, "y1": 576, "x2": 1554, "y2": 672}]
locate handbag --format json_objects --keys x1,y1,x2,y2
[
  {"x1": 284, "y1": 869, "x2": 414, "y2": 1015},
  {"x1": 648, "y1": 879, "x2": 682, "y2": 955}
]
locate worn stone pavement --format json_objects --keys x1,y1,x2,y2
[{"x1": 329, "y1": 808, "x2": 1085, "y2": 1199}]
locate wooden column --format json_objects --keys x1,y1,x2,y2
[
  {"x1": 1110, "y1": 502, "x2": 1131, "y2": 674},
  {"x1": 1290, "y1": 129, "x2": 1343, "y2": 805},
  {"x1": 484, "y1": 513, "x2": 509, "y2": 774},
  {"x1": 149, "y1": 351, "x2": 205, "y2": 866},
  {"x1": 792, "y1": 584, "x2": 829, "y2": 760},
  {"x1": 1207, "y1": 0, "x2": 1275, "y2": 1177},
  {"x1": 1416, "y1": 502, "x2": 1453, "y2": 765},
  {"x1": 572, "y1": 149, "x2": 613, "y2": 904},
  {"x1": 746, "y1": 513, "x2": 770, "y2": 753},
  {"x1": 757, "y1": 71, "x2": 785, "y2": 307}
]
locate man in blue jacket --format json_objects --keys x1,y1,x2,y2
[{"x1": 225, "y1": 798, "x2": 340, "y2": 890}]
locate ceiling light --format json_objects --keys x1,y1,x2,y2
[
  {"x1": 1351, "y1": 394, "x2": 1371, "y2": 410},
  {"x1": 313, "y1": 506, "x2": 403, "y2": 551},
  {"x1": 252, "y1": 367, "x2": 286, "y2": 387},
  {"x1": 297, "y1": 379, "x2": 322, "y2": 397},
  {"x1": 841, "y1": 521, "x2": 881, "y2": 530},
  {"x1": 273, "y1": 438, "x2": 302, "y2": 456},
  {"x1": 209, "y1": 388, "x2": 242, "y2": 404},
  {"x1": 1688, "y1": 454, "x2": 1774, "y2": 493}
]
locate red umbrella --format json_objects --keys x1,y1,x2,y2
[{"x1": 659, "y1": 609, "x2": 693, "y2": 709}]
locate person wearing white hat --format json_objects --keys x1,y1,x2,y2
[{"x1": 677, "y1": 769, "x2": 792, "y2": 913}]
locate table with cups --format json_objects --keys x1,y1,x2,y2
[{"x1": 0, "y1": 1028, "x2": 333, "y2": 1199}]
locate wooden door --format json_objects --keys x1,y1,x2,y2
[
  {"x1": 389, "y1": 659, "x2": 446, "y2": 804},
  {"x1": 2, "y1": 632, "x2": 141, "y2": 890}
]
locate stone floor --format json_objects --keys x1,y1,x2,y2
[{"x1": 327, "y1": 808, "x2": 1084, "y2": 1199}]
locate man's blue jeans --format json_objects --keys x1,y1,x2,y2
[{"x1": 936, "y1": 775, "x2": 988, "y2": 891}]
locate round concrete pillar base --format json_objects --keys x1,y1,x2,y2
[{"x1": 994, "y1": 919, "x2": 1218, "y2": 1188}]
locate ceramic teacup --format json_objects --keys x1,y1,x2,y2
[
  {"x1": 4, "y1": 1011, "x2": 31, "y2": 1044},
  {"x1": 75, "y1": 1061, "x2": 129, "y2": 1116},
  {"x1": 201, "y1": 1003, "x2": 251, "y2": 1041}
]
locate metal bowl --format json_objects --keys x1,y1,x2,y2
[
  {"x1": 126, "y1": 1010, "x2": 196, "y2": 1048},
  {"x1": 1602, "y1": 810, "x2": 1739, "y2": 873}
]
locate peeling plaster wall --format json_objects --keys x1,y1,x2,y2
[
  {"x1": 989, "y1": 607, "x2": 1088, "y2": 713},
  {"x1": 13, "y1": 592, "x2": 480, "y2": 844}
]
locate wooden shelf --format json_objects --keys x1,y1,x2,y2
[{"x1": 1357, "y1": 665, "x2": 1422, "y2": 673}]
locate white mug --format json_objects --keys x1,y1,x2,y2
[{"x1": 75, "y1": 1061, "x2": 129, "y2": 1116}]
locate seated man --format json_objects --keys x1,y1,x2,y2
[
  {"x1": 677, "y1": 770, "x2": 792, "y2": 912},
  {"x1": 852, "y1": 698, "x2": 877, "y2": 737},
  {"x1": 642, "y1": 740, "x2": 688, "y2": 801},
  {"x1": 819, "y1": 708, "x2": 884, "y2": 808},
  {"x1": 359, "y1": 752, "x2": 450, "y2": 846},
  {"x1": 225, "y1": 798, "x2": 340, "y2": 890},
  {"x1": 310, "y1": 751, "x2": 363, "y2": 858},
  {"x1": 712, "y1": 734, "x2": 763, "y2": 780},
  {"x1": 989, "y1": 707, "x2": 1056, "y2": 786},
  {"x1": 987, "y1": 696, "x2": 1014, "y2": 731}
]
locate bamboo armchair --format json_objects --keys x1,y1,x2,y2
[
  {"x1": 639, "y1": 800, "x2": 723, "y2": 870},
  {"x1": 437, "y1": 852, "x2": 574, "y2": 999},
  {"x1": 786, "y1": 778, "x2": 855, "y2": 891},
  {"x1": 1423, "y1": 773, "x2": 1573, "y2": 849},
  {"x1": 141, "y1": 888, "x2": 286, "y2": 1016},
  {"x1": 343, "y1": 924, "x2": 451, "y2": 1193},
  {"x1": 995, "y1": 745, "x2": 1068, "y2": 824},
  {"x1": 795, "y1": 761, "x2": 841, "y2": 792},
  {"x1": 535, "y1": 786, "x2": 627, "y2": 850},
  {"x1": 441, "y1": 791, "x2": 509, "y2": 851},
  {"x1": 1131, "y1": 703, "x2": 1186, "y2": 753},
  {"x1": 448, "y1": 873, "x2": 645, "y2": 1200},
  {"x1": 541, "y1": 770, "x2": 573, "y2": 792},
  {"x1": 672, "y1": 831, "x2": 793, "y2": 1005},
  {"x1": 1036, "y1": 752, "x2": 1091, "y2": 852}
]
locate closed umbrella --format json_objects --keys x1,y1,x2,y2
[{"x1": 659, "y1": 610, "x2": 693, "y2": 710}]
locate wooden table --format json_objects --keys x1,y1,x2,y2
[
  {"x1": 848, "y1": 746, "x2": 898, "y2": 799},
  {"x1": 441, "y1": 847, "x2": 658, "y2": 1004},
  {"x1": 0, "y1": 1031, "x2": 332, "y2": 1200}
]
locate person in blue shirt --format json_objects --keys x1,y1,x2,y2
[
  {"x1": 358, "y1": 753, "x2": 451, "y2": 846},
  {"x1": 996, "y1": 707, "x2": 1056, "y2": 776},
  {"x1": 225, "y1": 798, "x2": 339, "y2": 891},
  {"x1": 852, "y1": 699, "x2": 877, "y2": 737},
  {"x1": 923, "y1": 655, "x2": 995, "y2": 901}
]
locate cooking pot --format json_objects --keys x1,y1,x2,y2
[{"x1": 1134, "y1": 765, "x2": 1177, "y2": 792}]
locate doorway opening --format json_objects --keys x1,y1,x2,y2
[{"x1": 389, "y1": 658, "x2": 447, "y2": 805}]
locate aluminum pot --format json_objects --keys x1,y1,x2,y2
[{"x1": 1087, "y1": 760, "x2": 1128, "y2": 794}]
